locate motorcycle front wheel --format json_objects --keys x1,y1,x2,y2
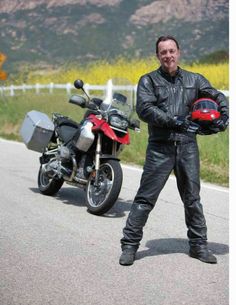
[
  {"x1": 38, "y1": 165, "x2": 64, "y2": 195},
  {"x1": 86, "y1": 159, "x2": 123, "y2": 215}
]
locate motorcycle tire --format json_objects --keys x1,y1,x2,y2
[
  {"x1": 38, "y1": 165, "x2": 64, "y2": 195},
  {"x1": 86, "y1": 159, "x2": 123, "y2": 215}
]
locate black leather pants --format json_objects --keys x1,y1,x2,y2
[{"x1": 121, "y1": 140, "x2": 207, "y2": 249}]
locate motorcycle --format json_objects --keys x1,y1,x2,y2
[{"x1": 20, "y1": 78, "x2": 140, "y2": 215}]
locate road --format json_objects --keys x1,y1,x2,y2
[{"x1": 0, "y1": 139, "x2": 229, "y2": 305}]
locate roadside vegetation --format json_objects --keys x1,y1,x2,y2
[
  {"x1": 11, "y1": 57, "x2": 229, "y2": 90},
  {"x1": 0, "y1": 58, "x2": 229, "y2": 186}
]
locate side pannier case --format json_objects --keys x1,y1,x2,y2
[{"x1": 20, "y1": 110, "x2": 54, "y2": 152}]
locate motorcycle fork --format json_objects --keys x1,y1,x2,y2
[
  {"x1": 94, "y1": 133, "x2": 102, "y2": 186},
  {"x1": 94, "y1": 134, "x2": 117, "y2": 186},
  {"x1": 112, "y1": 141, "x2": 117, "y2": 156}
]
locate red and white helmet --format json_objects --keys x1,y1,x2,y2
[{"x1": 191, "y1": 98, "x2": 220, "y2": 124}]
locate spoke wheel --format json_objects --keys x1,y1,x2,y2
[
  {"x1": 86, "y1": 159, "x2": 122, "y2": 215},
  {"x1": 38, "y1": 165, "x2": 64, "y2": 195}
]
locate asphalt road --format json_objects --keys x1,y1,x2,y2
[{"x1": 0, "y1": 139, "x2": 229, "y2": 305}]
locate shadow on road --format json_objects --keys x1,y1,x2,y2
[
  {"x1": 30, "y1": 186, "x2": 87, "y2": 207},
  {"x1": 29, "y1": 187, "x2": 132, "y2": 218},
  {"x1": 136, "y1": 238, "x2": 229, "y2": 261},
  {"x1": 102, "y1": 198, "x2": 133, "y2": 218}
]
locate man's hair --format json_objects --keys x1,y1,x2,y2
[{"x1": 156, "y1": 35, "x2": 180, "y2": 54}]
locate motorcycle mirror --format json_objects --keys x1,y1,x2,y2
[
  {"x1": 74, "y1": 79, "x2": 92, "y2": 102},
  {"x1": 74, "y1": 79, "x2": 84, "y2": 89}
]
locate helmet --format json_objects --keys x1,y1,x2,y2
[{"x1": 191, "y1": 98, "x2": 220, "y2": 126}]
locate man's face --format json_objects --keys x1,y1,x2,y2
[{"x1": 157, "y1": 39, "x2": 180, "y2": 75}]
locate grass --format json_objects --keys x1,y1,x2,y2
[{"x1": 0, "y1": 91, "x2": 229, "y2": 186}]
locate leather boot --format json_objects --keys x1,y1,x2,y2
[
  {"x1": 119, "y1": 246, "x2": 137, "y2": 266},
  {"x1": 189, "y1": 244, "x2": 217, "y2": 264}
]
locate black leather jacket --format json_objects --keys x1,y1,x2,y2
[{"x1": 136, "y1": 67, "x2": 229, "y2": 142}]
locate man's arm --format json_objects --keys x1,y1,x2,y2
[
  {"x1": 197, "y1": 74, "x2": 229, "y2": 131},
  {"x1": 136, "y1": 75, "x2": 176, "y2": 128}
]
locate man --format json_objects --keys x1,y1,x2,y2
[{"x1": 119, "y1": 35, "x2": 229, "y2": 266}]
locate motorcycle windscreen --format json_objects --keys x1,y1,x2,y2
[{"x1": 102, "y1": 78, "x2": 134, "y2": 118}]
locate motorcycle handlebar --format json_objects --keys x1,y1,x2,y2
[{"x1": 70, "y1": 94, "x2": 140, "y2": 131}]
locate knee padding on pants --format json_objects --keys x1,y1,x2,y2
[{"x1": 129, "y1": 203, "x2": 153, "y2": 227}]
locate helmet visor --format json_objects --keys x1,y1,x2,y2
[{"x1": 192, "y1": 99, "x2": 218, "y2": 111}]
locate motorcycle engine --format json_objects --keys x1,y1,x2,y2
[
  {"x1": 43, "y1": 145, "x2": 73, "y2": 179},
  {"x1": 58, "y1": 146, "x2": 71, "y2": 160}
]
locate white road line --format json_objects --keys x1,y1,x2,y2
[{"x1": 0, "y1": 138, "x2": 24, "y2": 145}]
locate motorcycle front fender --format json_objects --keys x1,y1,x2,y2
[{"x1": 99, "y1": 154, "x2": 120, "y2": 161}]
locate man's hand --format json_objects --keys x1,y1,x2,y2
[
  {"x1": 186, "y1": 121, "x2": 201, "y2": 133},
  {"x1": 198, "y1": 116, "x2": 229, "y2": 135},
  {"x1": 174, "y1": 116, "x2": 200, "y2": 133},
  {"x1": 211, "y1": 116, "x2": 229, "y2": 131}
]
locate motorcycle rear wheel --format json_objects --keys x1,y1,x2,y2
[
  {"x1": 38, "y1": 165, "x2": 64, "y2": 195},
  {"x1": 86, "y1": 159, "x2": 123, "y2": 215}
]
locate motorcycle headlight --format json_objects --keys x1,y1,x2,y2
[{"x1": 109, "y1": 115, "x2": 128, "y2": 130}]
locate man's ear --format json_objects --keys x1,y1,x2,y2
[
  {"x1": 156, "y1": 53, "x2": 159, "y2": 60},
  {"x1": 177, "y1": 49, "x2": 181, "y2": 61}
]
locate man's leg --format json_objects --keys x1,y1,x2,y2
[
  {"x1": 174, "y1": 141, "x2": 217, "y2": 264},
  {"x1": 120, "y1": 143, "x2": 175, "y2": 265}
]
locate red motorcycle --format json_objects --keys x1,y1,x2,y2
[{"x1": 20, "y1": 78, "x2": 140, "y2": 215}]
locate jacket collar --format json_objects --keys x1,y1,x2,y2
[{"x1": 158, "y1": 66, "x2": 183, "y2": 83}]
